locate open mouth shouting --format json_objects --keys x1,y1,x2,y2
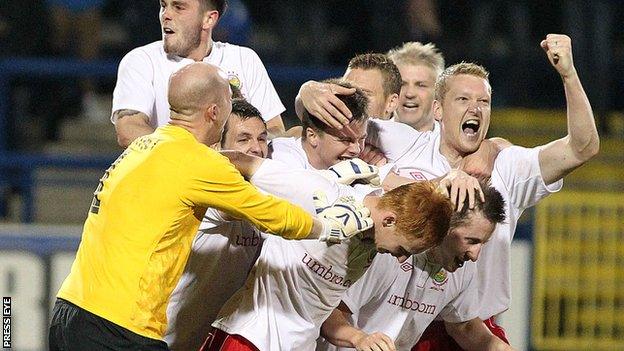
[{"x1": 461, "y1": 119, "x2": 480, "y2": 137}]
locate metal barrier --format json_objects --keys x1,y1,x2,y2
[
  {"x1": 532, "y1": 191, "x2": 624, "y2": 350},
  {"x1": 0, "y1": 153, "x2": 115, "y2": 222}
]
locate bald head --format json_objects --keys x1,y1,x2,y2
[
  {"x1": 168, "y1": 62, "x2": 231, "y2": 120},
  {"x1": 167, "y1": 62, "x2": 233, "y2": 145}
]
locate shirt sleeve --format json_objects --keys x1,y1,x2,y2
[
  {"x1": 493, "y1": 146, "x2": 563, "y2": 210},
  {"x1": 240, "y1": 47, "x2": 285, "y2": 122},
  {"x1": 184, "y1": 150, "x2": 313, "y2": 239},
  {"x1": 439, "y1": 263, "x2": 480, "y2": 323},
  {"x1": 249, "y1": 158, "x2": 341, "y2": 213},
  {"x1": 111, "y1": 48, "x2": 157, "y2": 125},
  {"x1": 269, "y1": 138, "x2": 309, "y2": 170}
]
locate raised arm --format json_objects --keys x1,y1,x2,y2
[
  {"x1": 321, "y1": 303, "x2": 396, "y2": 351},
  {"x1": 537, "y1": 34, "x2": 600, "y2": 185},
  {"x1": 445, "y1": 318, "x2": 515, "y2": 351}
]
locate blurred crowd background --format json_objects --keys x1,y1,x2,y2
[{"x1": 1, "y1": 0, "x2": 623, "y2": 153}]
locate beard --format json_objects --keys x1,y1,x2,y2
[{"x1": 163, "y1": 25, "x2": 203, "y2": 58}]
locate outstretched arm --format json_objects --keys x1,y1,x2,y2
[
  {"x1": 220, "y1": 150, "x2": 265, "y2": 179},
  {"x1": 537, "y1": 34, "x2": 600, "y2": 185},
  {"x1": 265, "y1": 115, "x2": 286, "y2": 138}
]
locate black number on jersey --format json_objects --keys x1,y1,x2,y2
[{"x1": 89, "y1": 149, "x2": 130, "y2": 214}]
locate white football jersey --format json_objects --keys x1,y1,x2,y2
[
  {"x1": 213, "y1": 159, "x2": 380, "y2": 350},
  {"x1": 112, "y1": 41, "x2": 284, "y2": 127},
  {"x1": 269, "y1": 137, "x2": 313, "y2": 169},
  {"x1": 164, "y1": 208, "x2": 264, "y2": 350},
  {"x1": 328, "y1": 253, "x2": 479, "y2": 350},
  {"x1": 368, "y1": 119, "x2": 562, "y2": 319}
]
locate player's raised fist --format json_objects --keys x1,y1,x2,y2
[{"x1": 540, "y1": 34, "x2": 576, "y2": 79}]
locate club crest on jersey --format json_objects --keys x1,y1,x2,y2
[
  {"x1": 410, "y1": 171, "x2": 426, "y2": 181},
  {"x1": 430, "y1": 269, "x2": 448, "y2": 291},
  {"x1": 228, "y1": 72, "x2": 242, "y2": 90}
]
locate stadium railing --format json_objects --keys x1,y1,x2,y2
[{"x1": 532, "y1": 191, "x2": 624, "y2": 350}]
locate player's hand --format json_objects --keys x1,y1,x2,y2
[
  {"x1": 437, "y1": 169, "x2": 484, "y2": 212},
  {"x1": 540, "y1": 34, "x2": 576, "y2": 79},
  {"x1": 359, "y1": 143, "x2": 388, "y2": 167},
  {"x1": 299, "y1": 81, "x2": 356, "y2": 129},
  {"x1": 319, "y1": 158, "x2": 381, "y2": 186},
  {"x1": 352, "y1": 331, "x2": 396, "y2": 351},
  {"x1": 313, "y1": 191, "x2": 373, "y2": 244}
]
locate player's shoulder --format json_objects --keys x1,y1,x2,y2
[
  {"x1": 125, "y1": 41, "x2": 163, "y2": 58},
  {"x1": 214, "y1": 41, "x2": 260, "y2": 59},
  {"x1": 270, "y1": 137, "x2": 305, "y2": 157},
  {"x1": 119, "y1": 41, "x2": 163, "y2": 66},
  {"x1": 455, "y1": 260, "x2": 477, "y2": 281},
  {"x1": 271, "y1": 136, "x2": 299, "y2": 148},
  {"x1": 494, "y1": 145, "x2": 539, "y2": 167}
]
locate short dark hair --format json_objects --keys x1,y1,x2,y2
[
  {"x1": 221, "y1": 98, "x2": 265, "y2": 146},
  {"x1": 201, "y1": 0, "x2": 228, "y2": 16},
  {"x1": 449, "y1": 179, "x2": 506, "y2": 229},
  {"x1": 348, "y1": 53, "x2": 402, "y2": 97},
  {"x1": 301, "y1": 79, "x2": 369, "y2": 140}
]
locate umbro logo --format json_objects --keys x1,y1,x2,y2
[
  {"x1": 410, "y1": 171, "x2": 426, "y2": 181},
  {"x1": 400, "y1": 262, "x2": 413, "y2": 272}
]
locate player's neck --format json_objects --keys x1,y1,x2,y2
[
  {"x1": 187, "y1": 38, "x2": 214, "y2": 62},
  {"x1": 301, "y1": 141, "x2": 326, "y2": 170},
  {"x1": 438, "y1": 140, "x2": 464, "y2": 169},
  {"x1": 361, "y1": 196, "x2": 379, "y2": 240}
]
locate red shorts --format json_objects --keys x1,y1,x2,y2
[
  {"x1": 412, "y1": 318, "x2": 509, "y2": 351},
  {"x1": 199, "y1": 328, "x2": 259, "y2": 351}
]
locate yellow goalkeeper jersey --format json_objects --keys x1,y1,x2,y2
[{"x1": 57, "y1": 125, "x2": 313, "y2": 340}]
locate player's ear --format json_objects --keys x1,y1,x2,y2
[
  {"x1": 202, "y1": 9, "x2": 219, "y2": 30},
  {"x1": 204, "y1": 104, "x2": 219, "y2": 123},
  {"x1": 433, "y1": 99, "x2": 443, "y2": 122},
  {"x1": 385, "y1": 93, "x2": 399, "y2": 117},
  {"x1": 306, "y1": 127, "x2": 320, "y2": 147}
]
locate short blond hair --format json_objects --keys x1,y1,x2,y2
[
  {"x1": 387, "y1": 42, "x2": 445, "y2": 77},
  {"x1": 434, "y1": 62, "x2": 490, "y2": 102}
]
